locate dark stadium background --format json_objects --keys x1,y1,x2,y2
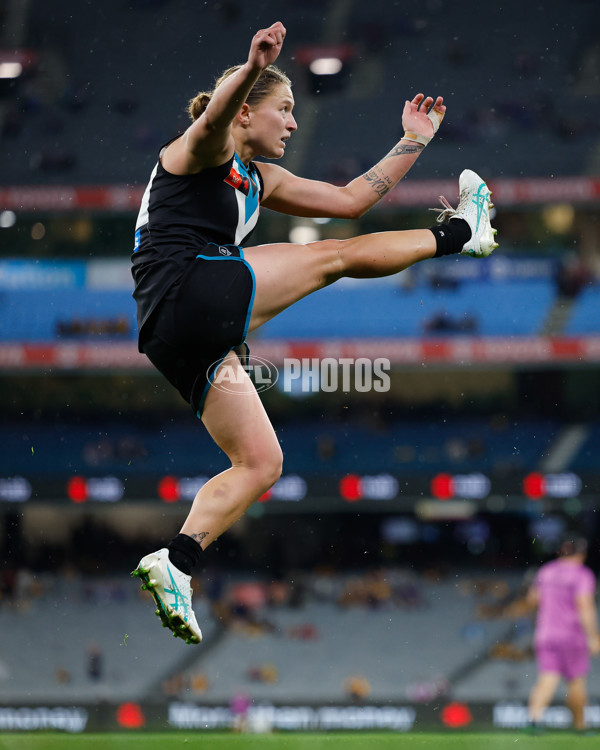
[{"x1": 1, "y1": 0, "x2": 599, "y2": 735}]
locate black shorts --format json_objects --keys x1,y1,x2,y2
[{"x1": 140, "y1": 244, "x2": 255, "y2": 417}]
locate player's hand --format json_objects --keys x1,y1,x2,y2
[
  {"x1": 248, "y1": 22, "x2": 286, "y2": 71},
  {"x1": 589, "y1": 634, "x2": 600, "y2": 655},
  {"x1": 402, "y1": 94, "x2": 445, "y2": 139}
]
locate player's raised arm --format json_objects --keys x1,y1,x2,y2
[
  {"x1": 261, "y1": 93, "x2": 445, "y2": 219},
  {"x1": 199, "y1": 22, "x2": 285, "y2": 137},
  {"x1": 164, "y1": 22, "x2": 287, "y2": 173},
  {"x1": 348, "y1": 93, "x2": 446, "y2": 211}
]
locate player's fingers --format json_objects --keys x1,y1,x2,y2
[
  {"x1": 257, "y1": 25, "x2": 280, "y2": 43},
  {"x1": 254, "y1": 29, "x2": 269, "y2": 45},
  {"x1": 262, "y1": 30, "x2": 279, "y2": 48},
  {"x1": 268, "y1": 21, "x2": 286, "y2": 35},
  {"x1": 421, "y1": 96, "x2": 434, "y2": 112},
  {"x1": 261, "y1": 23, "x2": 284, "y2": 47},
  {"x1": 411, "y1": 93, "x2": 425, "y2": 106}
]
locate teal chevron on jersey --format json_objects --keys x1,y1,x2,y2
[{"x1": 231, "y1": 153, "x2": 260, "y2": 225}]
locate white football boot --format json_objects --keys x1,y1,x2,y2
[
  {"x1": 132, "y1": 548, "x2": 202, "y2": 645},
  {"x1": 432, "y1": 169, "x2": 498, "y2": 257}
]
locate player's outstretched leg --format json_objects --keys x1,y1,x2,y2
[
  {"x1": 132, "y1": 548, "x2": 202, "y2": 645},
  {"x1": 432, "y1": 169, "x2": 498, "y2": 257}
]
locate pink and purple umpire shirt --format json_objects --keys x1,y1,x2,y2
[{"x1": 533, "y1": 559, "x2": 596, "y2": 679}]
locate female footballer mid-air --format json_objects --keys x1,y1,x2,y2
[{"x1": 131, "y1": 21, "x2": 497, "y2": 644}]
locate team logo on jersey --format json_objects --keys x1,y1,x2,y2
[
  {"x1": 224, "y1": 167, "x2": 243, "y2": 190},
  {"x1": 224, "y1": 166, "x2": 258, "y2": 198}
]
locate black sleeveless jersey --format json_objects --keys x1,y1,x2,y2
[{"x1": 131, "y1": 141, "x2": 264, "y2": 341}]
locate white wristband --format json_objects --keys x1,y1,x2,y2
[{"x1": 402, "y1": 131, "x2": 431, "y2": 146}]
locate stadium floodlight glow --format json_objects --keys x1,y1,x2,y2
[
  {"x1": 0, "y1": 62, "x2": 23, "y2": 78},
  {"x1": 309, "y1": 57, "x2": 343, "y2": 76},
  {"x1": 31, "y1": 222, "x2": 46, "y2": 240},
  {"x1": 542, "y1": 203, "x2": 574, "y2": 234},
  {"x1": 289, "y1": 224, "x2": 319, "y2": 244},
  {"x1": 0, "y1": 211, "x2": 16, "y2": 228}
]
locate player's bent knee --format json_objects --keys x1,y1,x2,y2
[
  {"x1": 305, "y1": 238, "x2": 346, "y2": 282},
  {"x1": 257, "y1": 443, "x2": 284, "y2": 491},
  {"x1": 237, "y1": 440, "x2": 283, "y2": 493}
]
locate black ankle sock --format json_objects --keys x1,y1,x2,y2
[
  {"x1": 429, "y1": 218, "x2": 472, "y2": 257},
  {"x1": 167, "y1": 533, "x2": 204, "y2": 576}
]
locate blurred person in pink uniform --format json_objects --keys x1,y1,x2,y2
[{"x1": 527, "y1": 538, "x2": 600, "y2": 732}]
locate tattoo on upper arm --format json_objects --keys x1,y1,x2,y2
[
  {"x1": 191, "y1": 532, "x2": 209, "y2": 545},
  {"x1": 362, "y1": 166, "x2": 393, "y2": 198},
  {"x1": 385, "y1": 143, "x2": 424, "y2": 158}
]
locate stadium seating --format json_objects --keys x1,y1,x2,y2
[
  {"x1": 311, "y1": 1, "x2": 600, "y2": 182},
  {"x1": 563, "y1": 284, "x2": 600, "y2": 335},
  {"x1": 175, "y1": 575, "x2": 519, "y2": 703},
  {"x1": 2, "y1": 568, "x2": 598, "y2": 706},
  {"x1": 258, "y1": 277, "x2": 557, "y2": 339},
  {"x1": 0, "y1": 574, "x2": 217, "y2": 702},
  {"x1": 0, "y1": 273, "x2": 561, "y2": 342},
  {"x1": 0, "y1": 416, "x2": 562, "y2": 477},
  {"x1": 0, "y1": 570, "x2": 524, "y2": 704},
  {"x1": 2, "y1": 0, "x2": 599, "y2": 185},
  {"x1": 568, "y1": 422, "x2": 600, "y2": 472},
  {"x1": 0, "y1": 289, "x2": 137, "y2": 342}
]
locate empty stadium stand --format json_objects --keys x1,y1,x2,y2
[
  {"x1": 0, "y1": 415, "x2": 563, "y2": 478},
  {"x1": 2, "y1": 0, "x2": 599, "y2": 185},
  {"x1": 0, "y1": 574, "x2": 217, "y2": 702},
  {"x1": 1, "y1": 258, "x2": 583, "y2": 343},
  {"x1": 0, "y1": 569, "x2": 533, "y2": 704}
]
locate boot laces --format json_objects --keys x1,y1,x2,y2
[{"x1": 429, "y1": 195, "x2": 456, "y2": 224}]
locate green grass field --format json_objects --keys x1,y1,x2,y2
[{"x1": 0, "y1": 732, "x2": 593, "y2": 750}]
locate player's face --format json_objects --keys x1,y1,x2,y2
[{"x1": 248, "y1": 84, "x2": 297, "y2": 158}]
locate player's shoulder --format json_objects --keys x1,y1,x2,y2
[
  {"x1": 252, "y1": 160, "x2": 282, "y2": 181},
  {"x1": 253, "y1": 161, "x2": 292, "y2": 200}
]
